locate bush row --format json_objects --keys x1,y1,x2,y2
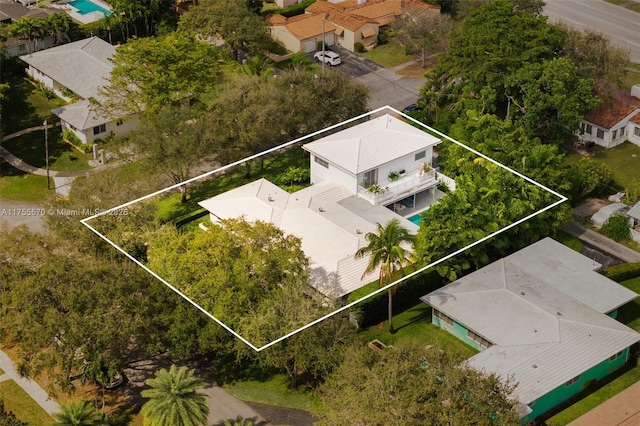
[
  {"x1": 351, "y1": 269, "x2": 446, "y2": 328},
  {"x1": 266, "y1": 0, "x2": 316, "y2": 18},
  {"x1": 601, "y1": 263, "x2": 640, "y2": 282}
]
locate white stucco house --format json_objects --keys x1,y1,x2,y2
[
  {"x1": 199, "y1": 113, "x2": 452, "y2": 299},
  {"x1": 20, "y1": 37, "x2": 138, "y2": 144},
  {"x1": 577, "y1": 85, "x2": 640, "y2": 149}
]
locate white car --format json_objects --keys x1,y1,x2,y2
[{"x1": 314, "y1": 50, "x2": 342, "y2": 66}]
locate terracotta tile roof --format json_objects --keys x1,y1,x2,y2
[
  {"x1": 281, "y1": 13, "x2": 337, "y2": 40},
  {"x1": 350, "y1": 0, "x2": 436, "y2": 20},
  {"x1": 267, "y1": 13, "x2": 287, "y2": 25},
  {"x1": 584, "y1": 89, "x2": 640, "y2": 129},
  {"x1": 326, "y1": 9, "x2": 370, "y2": 31}
]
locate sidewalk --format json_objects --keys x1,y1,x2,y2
[
  {"x1": 561, "y1": 221, "x2": 640, "y2": 263},
  {"x1": 0, "y1": 349, "x2": 60, "y2": 415},
  {"x1": 568, "y1": 379, "x2": 640, "y2": 425}
]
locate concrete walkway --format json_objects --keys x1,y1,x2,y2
[
  {"x1": 561, "y1": 221, "x2": 640, "y2": 263},
  {"x1": 202, "y1": 386, "x2": 269, "y2": 426},
  {"x1": 568, "y1": 379, "x2": 640, "y2": 425},
  {"x1": 0, "y1": 349, "x2": 60, "y2": 416}
]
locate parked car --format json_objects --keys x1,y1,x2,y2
[
  {"x1": 104, "y1": 371, "x2": 124, "y2": 389},
  {"x1": 402, "y1": 104, "x2": 420, "y2": 114},
  {"x1": 314, "y1": 51, "x2": 342, "y2": 66}
]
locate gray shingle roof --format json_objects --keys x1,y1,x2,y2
[
  {"x1": 20, "y1": 36, "x2": 115, "y2": 99},
  {"x1": 52, "y1": 100, "x2": 111, "y2": 131},
  {"x1": 421, "y1": 244, "x2": 640, "y2": 407},
  {"x1": 628, "y1": 201, "x2": 640, "y2": 220},
  {"x1": 302, "y1": 114, "x2": 440, "y2": 174}
]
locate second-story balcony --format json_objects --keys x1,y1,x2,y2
[{"x1": 357, "y1": 169, "x2": 438, "y2": 205}]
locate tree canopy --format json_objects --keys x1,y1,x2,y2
[
  {"x1": 317, "y1": 341, "x2": 519, "y2": 425},
  {"x1": 97, "y1": 32, "x2": 224, "y2": 115}
]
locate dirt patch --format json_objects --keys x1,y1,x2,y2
[
  {"x1": 573, "y1": 198, "x2": 609, "y2": 220},
  {"x1": 396, "y1": 56, "x2": 437, "y2": 78}
]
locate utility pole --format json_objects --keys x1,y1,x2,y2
[
  {"x1": 44, "y1": 120, "x2": 50, "y2": 189},
  {"x1": 322, "y1": 16, "x2": 326, "y2": 74}
]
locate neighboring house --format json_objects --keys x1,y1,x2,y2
[
  {"x1": 421, "y1": 238, "x2": 640, "y2": 423},
  {"x1": 268, "y1": 13, "x2": 337, "y2": 53},
  {"x1": 199, "y1": 113, "x2": 451, "y2": 299},
  {"x1": 577, "y1": 85, "x2": 640, "y2": 148},
  {"x1": 269, "y1": 0, "x2": 439, "y2": 53},
  {"x1": 0, "y1": 0, "x2": 61, "y2": 56},
  {"x1": 20, "y1": 37, "x2": 138, "y2": 144}
]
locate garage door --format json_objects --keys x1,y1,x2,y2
[{"x1": 303, "y1": 39, "x2": 316, "y2": 53}]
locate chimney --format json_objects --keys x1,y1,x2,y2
[{"x1": 631, "y1": 84, "x2": 640, "y2": 100}]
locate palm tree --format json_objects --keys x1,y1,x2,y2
[
  {"x1": 141, "y1": 365, "x2": 209, "y2": 426},
  {"x1": 355, "y1": 218, "x2": 414, "y2": 334},
  {"x1": 51, "y1": 400, "x2": 104, "y2": 425}
]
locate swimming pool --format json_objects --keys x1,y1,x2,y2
[
  {"x1": 408, "y1": 210, "x2": 428, "y2": 226},
  {"x1": 69, "y1": 0, "x2": 111, "y2": 16}
]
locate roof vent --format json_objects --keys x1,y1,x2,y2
[
  {"x1": 268, "y1": 196, "x2": 274, "y2": 202},
  {"x1": 532, "y1": 364, "x2": 537, "y2": 369},
  {"x1": 356, "y1": 229, "x2": 362, "y2": 234},
  {"x1": 319, "y1": 207, "x2": 325, "y2": 212},
  {"x1": 557, "y1": 311, "x2": 562, "y2": 316},
  {"x1": 520, "y1": 291, "x2": 525, "y2": 296}
]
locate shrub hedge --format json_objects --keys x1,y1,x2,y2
[{"x1": 601, "y1": 263, "x2": 640, "y2": 282}]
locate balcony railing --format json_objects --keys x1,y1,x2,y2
[{"x1": 357, "y1": 169, "x2": 437, "y2": 205}]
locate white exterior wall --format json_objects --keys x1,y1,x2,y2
[
  {"x1": 357, "y1": 149, "x2": 433, "y2": 187},
  {"x1": 310, "y1": 155, "x2": 358, "y2": 193},
  {"x1": 26, "y1": 65, "x2": 55, "y2": 92},
  {"x1": 627, "y1": 123, "x2": 640, "y2": 147},
  {"x1": 62, "y1": 115, "x2": 139, "y2": 144},
  {"x1": 579, "y1": 108, "x2": 640, "y2": 149}
]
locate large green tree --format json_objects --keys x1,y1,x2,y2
[
  {"x1": 96, "y1": 32, "x2": 224, "y2": 115},
  {"x1": 129, "y1": 105, "x2": 213, "y2": 203},
  {"x1": 355, "y1": 219, "x2": 414, "y2": 334},
  {"x1": 146, "y1": 219, "x2": 309, "y2": 334},
  {"x1": 179, "y1": 0, "x2": 274, "y2": 59},
  {"x1": 317, "y1": 341, "x2": 519, "y2": 425},
  {"x1": 141, "y1": 365, "x2": 209, "y2": 426},
  {"x1": 393, "y1": 8, "x2": 452, "y2": 68}
]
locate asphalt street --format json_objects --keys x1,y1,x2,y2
[{"x1": 543, "y1": 0, "x2": 640, "y2": 63}]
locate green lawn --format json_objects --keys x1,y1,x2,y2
[
  {"x1": 604, "y1": 0, "x2": 627, "y2": 5},
  {"x1": 0, "y1": 380, "x2": 52, "y2": 426},
  {"x1": 360, "y1": 42, "x2": 417, "y2": 68},
  {"x1": 0, "y1": 162, "x2": 51, "y2": 202},
  {"x1": 567, "y1": 142, "x2": 640, "y2": 193},
  {"x1": 554, "y1": 230, "x2": 584, "y2": 252},
  {"x1": 223, "y1": 374, "x2": 324, "y2": 412},
  {"x1": 153, "y1": 147, "x2": 309, "y2": 223},
  {"x1": 622, "y1": 69, "x2": 640, "y2": 90},
  {"x1": 2, "y1": 77, "x2": 64, "y2": 135},
  {"x1": 360, "y1": 303, "x2": 478, "y2": 358},
  {"x1": 2, "y1": 127, "x2": 92, "y2": 171},
  {"x1": 545, "y1": 276, "x2": 640, "y2": 425},
  {"x1": 629, "y1": 2, "x2": 640, "y2": 13}
]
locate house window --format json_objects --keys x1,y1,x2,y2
[
  {"x1": 612, "y1": 129, "x2": 618, "y2": 140},
  {"x1": 415, "y1": 150, "x2": 426, "y2": 161},
  {"x1": 116, "y1": 119, "x2": 123, "y2": 126},
  {"x1": 635, "y1": 126, "x2": 640, "y2": 137},
  {"x1": 362, "y1": 168, "x2": 378, "y2": 188},
  {"x1": 434, "y1": 309, "x2": 454, "y2": 326},
  {"x1": 314, "y1": 156, "x2": 329, "y2": 169},
  {"x1": 609, "y1": 350, "x2": 624, "y2": 362},
  {"x1": 19, "y1": 44, "x2": 27, "y2": 53},
  {"x1": 467, "y1": 330, "x2": 492, "y2": 349},
  {"x1": 596, "y1": 128, "x2": 605, "y2": 139},
  {"x1": 620, "y1": 127, "x2": 625, "y2": 137},
  {"x1": 586, "y1": 124, "x2": 592, "y2": 135},
  {"x1": 93, "y1": 124, "x2": 106, "y2": 135},
  {"x1": 564, "y1": 376, "x2": 580, "y2": 387}
]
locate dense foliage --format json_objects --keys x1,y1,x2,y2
[{"x1": 317, "y1": 341, "x2": 520, "y2": 425}]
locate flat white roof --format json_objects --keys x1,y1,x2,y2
[
  {"x1": 303, "y1": 114, "x2": 440, "y2": 174},
  {"x1": 199, "y1": 179, "x2": 418, "y2": 298}
]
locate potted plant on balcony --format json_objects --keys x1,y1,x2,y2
[
  {"x1": 388, "y1": 171, "x2": 400, "y2": 182},
  {"x1": 367, "y1": 184, "x2": 388, "y2": 194},
  {"x1": 418, "y1": 163, "x2": 432, "y2": 180}
]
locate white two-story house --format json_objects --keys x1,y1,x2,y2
[{"x1": 199, "y1": 113, "x2": 452, "y2": 298}]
